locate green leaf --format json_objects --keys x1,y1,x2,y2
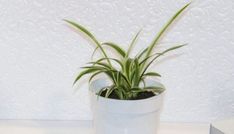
[
  {"x1": 116, "y1": 90, "x2": 124, "y2": 100},
  {"x1": 89, "y1": 70, "x2": 106, "y2": 82},
  {"x1": 73, "y1": 68, "x2": 99, "y2": 85},
  {"x1": 137, "y1": 47, "x2": 148, "y2": 60},
  {"x1": 64, "y1": 20, "x2": 99, "y2": 44},
  {"x1": 105, "y1": 87, "x2": 114, "y2": 98},
  {"x1": 126, "y1": 29, "x2": 142, "y2": 57},
  {"x1": 124, "y1": 58, "x2": 133, "y2": 79},
  {"x1": 143, "y1": 72, "x2": 161, "y2": 77},
  {"x1": 88, "y1": 62, "x2": 112, "y2": 69},
  {"x1": 159, "y1": 44, "x2": 187, "y2": 54},
  {"x1": 95, "y1": 57, "x2": 124, "y2": 70},
  {"x1": 110, "y1": 70, "x2": 131, "y2": 87},
  {"x1": 139, "y1": 52, "x2": 158, "y2": 66},
  {"x1": 143, "y1": 86, "x2": 165, "y2": 93},
  {"x1": 102, "y1": 42, "x2": 126, "y2": 57},
  {"x1": 81, "y1": 65, "x2": 107, "y2": 70},
  {"x1": 140, "y1": 44, "x2": 186, "y2": 78},
  {"x1": 140, "y1": 44, "x2": 186, "y2": 65},
  {"x1": 145, "y1": 3, "x2": 190, "y2": 59},
  {"x1": 133, "y1": 58, "x2": 140, "y2": 86},
  {"x1": 91, "y1": 46, "x2": 99, "y2": 59},
  {"x1": 116, "y1": 71, "x2": 120, "y2": 85},
  {"x1": 96, "y1": 87, "x2": 106, "y2": 100},
  {"x1": 64, "y1": 20, "x2": 112, "y2": 66},
  {"x1": 130, "y1": 87, "x2": 142, "y2": 92},
  {"x1": 141, "y1": 78, "x2": 146, "y2": 88},
  {"x1": 131, "y1": 86, "x2": 164, "y2": 93}
]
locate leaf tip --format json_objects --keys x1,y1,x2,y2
[{"x1": 63, "y1": 19, "x2": 70, "y2": 23}]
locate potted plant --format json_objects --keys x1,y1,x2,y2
[{"x1": 65, "y1": 3, "x2": 190, "y2": 134}]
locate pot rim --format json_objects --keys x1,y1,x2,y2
[
  {"x1": 89, "y1": 78, "x2": 165, "y2": 102},
  {"x1": 90, "y1": 78, "x2": 165, "y2": 114}
]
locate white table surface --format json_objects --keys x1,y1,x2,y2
[{"x1": 0, "y1": 120, "x2": 210, "y2": 134}]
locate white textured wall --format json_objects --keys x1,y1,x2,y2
[{"x1": 0, "y1": 0, "x2": 233, "y2": 122}]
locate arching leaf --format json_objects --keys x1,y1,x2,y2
[
  {"x1": 102, "y1": 42, "x2": 126, "y2": 57},
  {"x1": 145, "y1": 3, "x2": 190, "y2": 60},
  {"x1": 143, "y1": 72, "x2": 161, "y2": 77},
  {"x1": 126, "y1": 29, "x2": 142, "y2": 57},
  {"x1": 140, "y1": 44, "x2": 186, "y2": 78},
  {"x1": 64, "y1": 20, "x2": 112, "y2": 66}
]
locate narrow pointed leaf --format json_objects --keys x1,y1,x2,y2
[
  {"x1": 137, "y1": 47, "x2": 148, "y2": 60},
  {"x1": 143, "y1": 86, "x2": 165, "y2": 93},
  {"x1": 96, "y1": 88, "x2": 106, "y2": 100},
  {"x1": 102, "y1": 42, "x2": 126, "y2": 57},
  {"x1": 64, "y1": 20, "x2": 99, "y2": 45},
  {"x1": 133, "y1": 58, "x2": 140, "y2": 86},
  {"x1": 95, "y1": 57, "x2": 124, "y2": 70},
  {"x1": 145, "y1": 3, "x2": 190, "y2": 58},
  {"x1": 73, "y1": 68, "x2": 98, "y2": 85},
  {"x1": 91, "y1": 46, "x2": 99, "y2": 59},
  {"x1": 88, "y1": 62, "x2": 112, "y2": 69},
  {"x1": 124, "y1": 58, "x2": 133, "y2": 79},
  {"x1": 126, "y1": 29, "x2": 142, "y2": 57},
  {"x1": 64, "y1": 19, "x2": 112, "y2": 66},
  {"x1": 143, "y1": 72, "x2": 161, "y2": 77},
  {"x1": 89, "y1": 70, "x2": 106, "y2": 82},
  {"x1": 141, "y1": 44, "x2": 186, "y2": 77},
  {"x1": 105, "y1": 87, "x2": 114, "y2": 98}
]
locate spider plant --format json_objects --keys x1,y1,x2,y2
[{"x1": 65, "y1": 3, "x2": 190, "y2": 100}]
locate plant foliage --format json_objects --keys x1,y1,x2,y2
[{"x1": 65, "y1": 3, "x2": 190, "y2": 100}]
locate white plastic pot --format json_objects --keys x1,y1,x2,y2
[{"x1": 89, "y1": 79, "x2": 165, "y2": 134}]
